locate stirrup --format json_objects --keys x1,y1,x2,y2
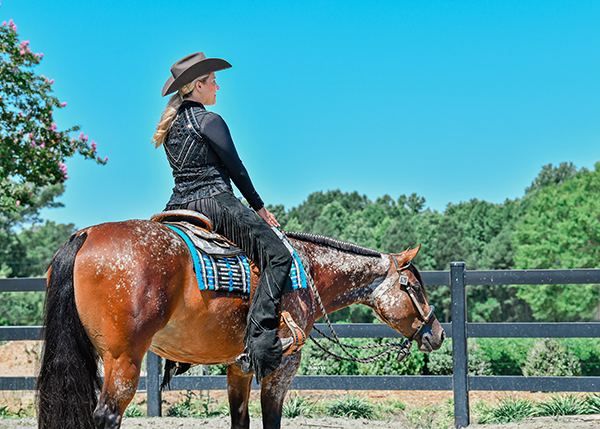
[{"x1": 279, "y1": 310, "x2": 307, "y2": 355}]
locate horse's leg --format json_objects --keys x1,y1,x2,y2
[
  {"x1": 93, "y1": 349, "x2": 147, "y2": 428},
  {"x1": 261, "y1": 353, "x2": 302, "y2": 429},
  {"x1": 227, "y1": 363, "x2": 254, "y2": 429}
]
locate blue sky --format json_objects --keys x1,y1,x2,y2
[{"x1": 3, "y1": 1, "x2": 600, "y2": 229}]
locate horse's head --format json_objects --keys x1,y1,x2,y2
[{"x1": 370, "y1": 246, "x2": 445, "y2": 353}]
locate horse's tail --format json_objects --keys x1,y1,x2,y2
[{"x1": 37, "y1": 231, "x2": 101, "y2": 429}]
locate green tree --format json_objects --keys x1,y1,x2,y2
[
  {"x1": 514, "y1": 162, "x2": 600, "y2": 321},
  {"x1": 0, "y1": 17, "x2": 106, "y2": 213}
]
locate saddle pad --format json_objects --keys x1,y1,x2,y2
[{"x1": 166, "y1": 225, "x2": 307, "y2": 295}]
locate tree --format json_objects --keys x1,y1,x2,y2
[
  {"x1": 514, "y1": 162, "x2": 600, "y2": 321},
  {"x1": 0, "y1": 17, "x2": 106, "y2": 213}
]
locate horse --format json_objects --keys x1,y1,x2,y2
[{"x1": 36, "y1": 219, "x2": 445, "y2": 429}]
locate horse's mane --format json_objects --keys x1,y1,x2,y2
[{"x1": 284, "y1": 231, "x2": 382, "y2": 257}]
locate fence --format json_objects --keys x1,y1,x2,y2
[{"x1": 1, "y1": 263, "x2": 600, "y2": 427}]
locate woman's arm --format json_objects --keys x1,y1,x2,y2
[{"x1": 201, "y1": 113, "x2": 265, "y2": 211}]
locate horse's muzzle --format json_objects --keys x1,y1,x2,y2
[{"x1": 416, "y1": 319, "x2": 445, "y2": 352}]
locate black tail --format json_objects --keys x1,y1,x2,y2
[{"x1": 36, "y1": 232, "x2": 101, "y2": 429}]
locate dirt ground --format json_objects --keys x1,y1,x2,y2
[{"x1": 0, "y1": 341, "x2": 599, "y2": 428}]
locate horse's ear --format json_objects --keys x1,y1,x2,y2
[{"x1": 397, "y1": 245, "x2": 421, "y2": 265}]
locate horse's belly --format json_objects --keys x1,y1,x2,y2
[{"x1": 149, "y1": 293, "x2": 249, "y2": 365}]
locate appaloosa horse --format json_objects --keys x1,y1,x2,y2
[{"x1": 37, "y1": 219, "x2": 444, "y2": 429}]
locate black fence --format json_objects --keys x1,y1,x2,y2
[{"x1": 1, "y1": 264, "x2": 600, "y2": 428}]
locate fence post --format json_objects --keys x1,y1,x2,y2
[
  {"x1": 451, "y1": 262, "x2": 469, "y2": 428},
  {"x1": 146, "y1": 351, "x2": 162, "y2": 417}
]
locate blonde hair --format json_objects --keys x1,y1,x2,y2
[{"x1": 152, "y1": 74, "x2": 210, "y2": 148}]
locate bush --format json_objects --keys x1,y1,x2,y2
[
  {"x1": 479, "y1": 396, "x2": 534, "y2": 424},
  {"x1": 522, "y1": 339, "x2": 581, "y2": 376},
  {"x1": 326, "y1": 394, "x2": 375, "y2": 419},
  {"x1": 536, "y1": 394, "x2": 588, "y2": 416},
  {"x1": 282, "y1": 394, "x2": 314, "y2": 418},
  {"x1": 425, "y1": 340, "x2": 491, "y2": 375}
]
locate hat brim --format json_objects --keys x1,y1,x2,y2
[{"x1": 161, "y1": 58, "x2": 232, "y2": 97}]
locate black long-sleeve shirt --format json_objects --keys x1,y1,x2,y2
[{"x1": 163, "y1": 100, "x2": 264, "y2": 211}]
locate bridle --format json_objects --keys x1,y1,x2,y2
[
  {"x1": 389, "y1": 255, "x2": 435, "y2": 342},
  {"x1": 307, "y1": 253, "x2": 436, "y2": 364}
]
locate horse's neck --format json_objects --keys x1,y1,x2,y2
[{"x1": 295, "y1": 241, "x2": 391, "y2": 317}]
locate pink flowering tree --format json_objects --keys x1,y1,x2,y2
[{"x1": 0, "y1": 17, "x2": 106, "y2": 214}]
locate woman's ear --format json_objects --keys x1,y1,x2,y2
[{"x1": 196, "y1": 81, "x2": 202, "y2": 91}]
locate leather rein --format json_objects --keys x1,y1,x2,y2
[{"x1": 308, "y1": 254, "x2": 436, "y2": 363}]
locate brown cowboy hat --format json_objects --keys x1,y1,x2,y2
[{"x1": 161, "y1": 52, "x2": 232, "y2": 97}]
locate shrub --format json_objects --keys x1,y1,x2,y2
[
  {"x1": 425, "y1": 340, "x2": 491, "y2": 375},
  {"x1": 585, "y1": 393, "x2": 600, "y2": 414},
  {"x1": 282, "y1": 394, "x2": 314, "y2": 418},
  {"x1": 326, "y1": 394, "x2": 375, "y2": 419},
  {"x1": 522, "y1": 339, "x2": 581, "y2": 376},
  {"x1": 536, "y1": 394, "x2": 587, "y2": 416},
  {"x1": 165, "y1": 391, "x2": 198, "y2": 417},
  {"x1": 479, "y1": 396, "x2": 534, "y2": 424},
  {"x1": 123, "y1": 403, "x2": 144, "y2": 418}
]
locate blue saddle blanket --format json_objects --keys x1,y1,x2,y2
[{"x1": 166, "y1": 225, "x2": 307, "y2": 295}]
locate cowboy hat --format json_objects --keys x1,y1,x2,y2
[{"x1": 162, "y1": 52, "x2": 232, "y2": 97}]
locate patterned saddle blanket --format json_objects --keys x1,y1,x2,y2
[{"x1": 151, "y1": 210, "x2": 307, "y2": 296}]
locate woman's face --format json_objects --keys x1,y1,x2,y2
[{"x1": 197, "y1": 72, "x2": 219, "y2": 105}]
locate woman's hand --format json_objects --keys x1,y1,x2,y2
[{"x1": 256, "y1": 206, "x2": 280, "y2": 228}]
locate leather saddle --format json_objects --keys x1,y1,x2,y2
[{"x1": 151, "y1": 210, "x2": 242, "y2": 257}]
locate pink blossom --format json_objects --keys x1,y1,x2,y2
[
  {"x1": 83, "y1": 135, "x2": 88, "y2": 142},
  {"x1": 20, "y1": 40, "x2": 29, "y2": 47},
  {"x1": 19, "y1": 50, "x2": 25, "y2": 56},
  {"x1": 2, "y1": 22, "x2": 6, "y2": 27},
  {"x1": 60, "y1": 102, "x2": 67, "y2": 107},
  {"x1": 40, "y1": 142, "x2": 45, "y2": 149},
  {"x1": 15, "y1": 200, "x2": 20, "y2": 207},
  {"x1": 39, "y1": 53, "x2": 43, "y2": 58},
  {"x1": 78, "y1": 132, "x2": 84, "y2": 140},
  {"x1": 8, "y1": 19, "x2": 13, "y2": 26},
  {"x1": 50, "y1": 79, "x2": 54, "y2": 84},
  {"x1": 104, "y1": 156, "x2": 108, "y2": 162},
  {"x1": 64, "y1": 175, "x2": 69, "y2": 180},
  {"x1": 41, "y1": 75, "x2": 45, "y2": 79},
  {"x1": 31, "y1": 141, "x2": 36, "y2": 147},
  {"x1": 49, "y1": 110, "x2": 53, "y2": 115},
  {"x1": 91, "y1": 141, "x2": 97, "y2": 151}
]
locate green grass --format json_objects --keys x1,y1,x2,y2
[
  {"x1": 282, "y1": 394, "x2": 314, "y2": 418},
  {"x1": 325, "y1": 394, "x2": 375, "y2": 419},
  {"x1": 478, "y1": 396, "x2": 534, "y2": 424},
  {"x1": 536, "y1": 394, "x2": 588, "y2": 417},
  {"x1": 585, "y1": 393, "x2": 600, "y2": 414},
  {"x1": 123, "y1": 403, "x2": 145, "y2": 418}
]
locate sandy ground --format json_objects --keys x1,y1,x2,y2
[
  {"x1": 1, "y1": 415, "x2": 600, "y2": 429},
  {"x1": 0, "y1": 341, "x2": 599, "y2": 428}
]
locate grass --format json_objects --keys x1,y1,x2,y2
[
  {"x1": 165, "y1": 390, "x2": 228, "y2": 418},
  {"x1": 282, "y1": 393, "x2": 314, "y2": 418},
  {"x1": 325, "y1": 394, "x2": 375, "y2": 419},
  {"x1": 585, "y1": 393, "x2": 600, "y2": 414},
  {"x1": 536, "y1": 393, "x2": 588, "y2": 417},
  {"x1": 123, "y1": 403, "x2": 145, "y2": 418},
  {"x1": 478, "y1": 396, "x2": 534, "y2": 424}
]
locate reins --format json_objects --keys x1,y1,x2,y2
[{"x1": 307, "y1": 255, "x2": 434, "y2": 364}]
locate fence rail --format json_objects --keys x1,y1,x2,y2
[{"x1": 1, "y1": 265, "x2": 599, "y2": 427}]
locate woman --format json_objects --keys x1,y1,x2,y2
[{"x1": 153, "y1": 52, "x2": 293, "y2": 382}]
